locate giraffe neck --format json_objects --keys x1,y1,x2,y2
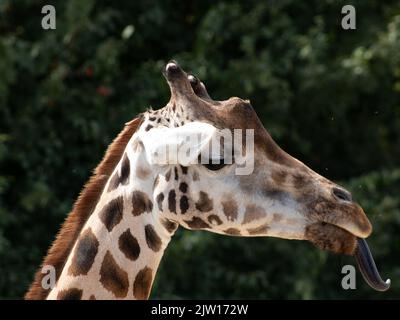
[{"x1": 47, "y1": 133, "x2": 174, "y2": 300}]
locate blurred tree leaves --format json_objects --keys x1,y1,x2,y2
[{"x1": 0, "y1": 0, "x2": 399, "y2": 298}]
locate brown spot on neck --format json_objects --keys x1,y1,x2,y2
[
  {"x1": 168, "y1": 190, "x2": 177, "y2": 214},
  {"x1": 132, "y1": 191, "x2": 153, "y2": 216},
  {"x1": 99, "y1": 196, "x2": 124, "y2": 232},
  {"x1": 144, "y1": 224, "x2": 162, "y2": 252},
  {"x1": 107, "y1": 172, "x2": 120, "y2": 192},
  {"x1": 161, "y1": 218, "x2": 178, "y2": 233},
  {"x1": 107, "y1": 153, "x2": 132, "y2": 192},
  {"x1": 68, "y1": 228, "x2": 99, "y2": 276},
  {"x1": 57, "y1": 288, "x2": 83, "y2": 300},
  {"x1": 118, "y1": 228, "x2": 141, "y2": 261},
  {"x1": 120, "y1": 154, "x2": 130, "y2": 185},
  {"x1": 25, "y1": 116, "x2": 142, "y2": 300},
  {"x1": 156, "y1": 193, "x2": 165, "y2": 211},
  {"x1": 180, "y1": 165, "x2": 188, "y2": 175},
  {"x1": 99, "y1": 251, "x2": 129, "y2": 298},
  {"x1": 180, "y1": 195, "x2": 189, "y2": 214},
  {"x1": 133, "y1": 267, "x2": 153, "y2": 299},
  {"x1": 174, "y1": 167, "x2": 179, "y2": 180},
  {"x1": 179, "y1": 182, "x2": 188, "y2": 193}
]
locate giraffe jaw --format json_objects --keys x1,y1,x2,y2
[{"x1": 305, "y1": 222, "x2": 357, "y2": 255}]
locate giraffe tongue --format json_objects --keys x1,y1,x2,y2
[{"x1": 354, "y1": 238, "x2": 390, "y2": 291}]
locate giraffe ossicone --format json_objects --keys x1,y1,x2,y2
[{"x1": 26, "y1": 61, "x2": 389, "y2": 300}]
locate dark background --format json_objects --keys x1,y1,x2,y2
[{"x1": 0, "y1": 0, "x2": 399, "y2": 299}]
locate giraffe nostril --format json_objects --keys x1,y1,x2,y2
[{"x1": 332, "y1": 187, "x2": 353, "y2": 202}]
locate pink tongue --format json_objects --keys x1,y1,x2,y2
[{"x1": 354, "y1": 238, "x2": 390, "y2": 291}]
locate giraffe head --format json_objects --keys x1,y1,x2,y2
[
  {"x1": 26, "y1": 61, "x2": 389, "y2": 300},
  {"x1": 134, "y1": 61, "x2": 372, "y2": 256}
]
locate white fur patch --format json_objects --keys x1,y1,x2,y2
[{"x1": 138, "y1": 122, "x2": 217, "y2": 166}]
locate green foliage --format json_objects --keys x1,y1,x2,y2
[{"x1": 0, "y1": 0, "x2": 399, "y2": 298}]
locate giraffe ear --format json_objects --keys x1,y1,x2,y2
[{"x1": 138, "y1": 122, "x2": 217, "y2": 166}]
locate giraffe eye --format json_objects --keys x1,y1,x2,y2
[{"x1": 203, "y1": 159, "x2": 227, "y2": 171}]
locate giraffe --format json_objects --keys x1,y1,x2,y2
[{"x1": 25, "y1": 61, "x2": 389, "y2": 300}]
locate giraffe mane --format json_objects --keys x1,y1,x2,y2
[{"x1": 25, "y1": 116, "x2": 143, "y2": 300}]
